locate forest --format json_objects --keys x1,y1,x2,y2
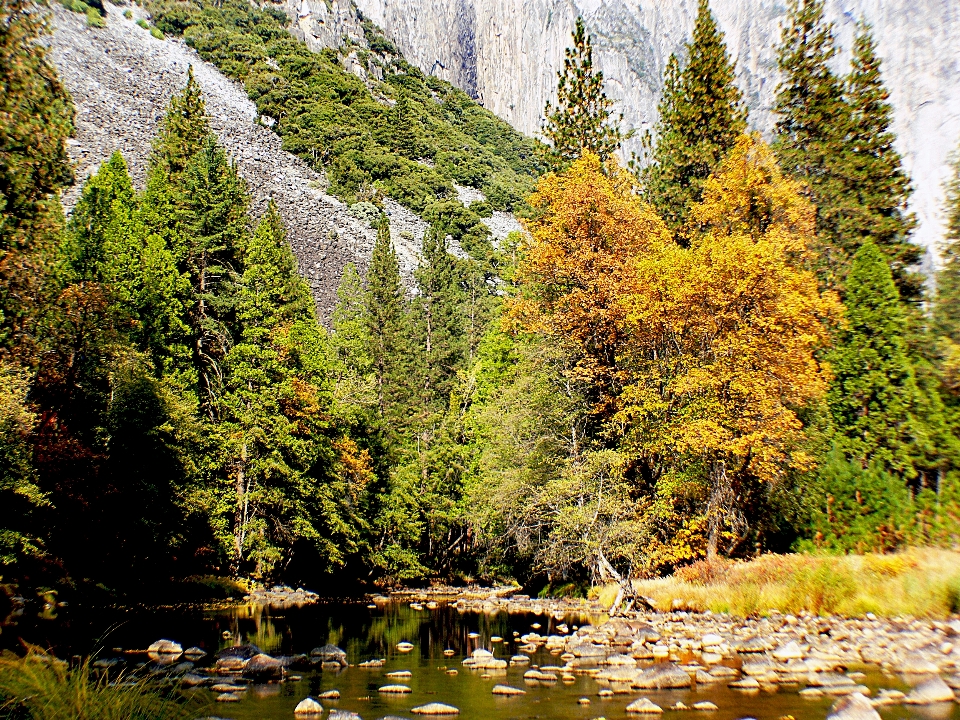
[{"x1": 3, "y1": 0, "x2": 960, "y2": 602}]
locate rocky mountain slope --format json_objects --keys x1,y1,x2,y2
[
  {"x1": 354, "y1": 0, "x2": 960, "y2": 264},
  {"x1": 49, "y1": 2, "x2": 521, "y2": 322}
]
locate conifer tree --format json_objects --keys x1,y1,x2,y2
[
  {"x1": 773, "y1": 0, "x2": 854, "y2": 289},
  {"x1": 844, "y1": 23, "x2": 921, "y2": 299},
  {"x1": 542, "y1": 17, "x2": 623, "y2": 169},
  {"x1": 827, "y1": 241, "x2": 921, "y2": 475},
  {"x1": 0, "y1": 0, "x2": 75, "y2": 358},
  {"x1": 643, "y1": 0, "x2": 747, "y2": 235},
  {"x1": 219, "y1": 201, "x2": 345, "y2": 576},
  {"x1": 178, "y1": 136, "x2": 250, "y2": 412},
  {"x1": 414, "y1": 228, "x2": 467, "y2": 409},
  {"x1": 331, "y1": 263, "x2": 373, "y2": 394},
  {"x1": 936, "y1": 154, "x2": 960, "y2": 350},
  {"x1": 366, "y1": 216, "x2": 408, "y2": 420}
]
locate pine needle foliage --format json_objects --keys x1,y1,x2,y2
[
  {"x1": 542, "y1": 17, "x2": 624, "y2": 169},
  {"x1": 642, "y1": 0, "x2": 746, "y2": 236}
]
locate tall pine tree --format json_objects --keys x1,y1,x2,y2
[
  {"x1": 542, "y1": 17, "x2": 623, "y2": 169},
  {"x1": 642, "y1": 0, "x2": 747, "y2": 235},
  {"x1": 826, "y1": 241, "x2": 921, "y2": 476},
  {"x1": 844, "y1": 23, "x2": 920, "y2": 299},
  {"x1": 773, "y1": 0, "x2": 853, "y2": 289},
  {"x1": 366, "y1": 216, "x2": 408, "y2": 424}
]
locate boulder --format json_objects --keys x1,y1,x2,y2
[
  {"x1": 826, "y1": 693, "x2": 882, "y2": 720},
  {"x1": 905, "y1": 676, "x2": 955, "y2": 704},
  {"x1": 411, "y1": 703, "x2": 460, "y2": 715},
  {"x1": 329, "y1": 712, "x2": 363, "y2": 720},
  {"x1": 311, "y1": 644, "x2": 348, "y2": 667},
  {"x1": 568, "y1": 642, "x2": 607, "y2": 658},
  {"x1": 772, "y1": 641, "x2": 804, "y2": 662},
  {"x1": 243, "y1": 653, "x2": 283, "y2": 681},
  {"x1": 147, "y1": 639, "x2": 182, "y2": 655},
  {"x1": 899, "y1": 654, "x2": 941, "y2": 675},
  {"x1": 183, "y1": 647, "x2": 207, "y2": 659},
  {"x1": 626, "y1": 698, "x2": 664, "y2": 714},
  {"x1": 631, "y1": 663, "x2": 692, "y2": 690},
  {"x1": 294, "y1": 697, "x2": 324, "y2": 715},
  {"x1": 492, "y1": 684, "x2": 525, "y2": 695}
]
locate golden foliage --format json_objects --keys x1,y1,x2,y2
[
  {"x1": 508, "y1": 153, "x2": 671, "y2": 411},
  {"x1": 511, "y1": 136, "x2": 840, "y2": 565}
]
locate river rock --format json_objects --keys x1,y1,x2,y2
[
  {"x1": 626, "y1": 698, "x2": 664, "y2": 714},
  {"x1": 217, "y1": 644, "x2": 262, "y2": 660},
  {"x1": 736, "y1": 637, "x2": 772, "y2": 653},
  {"x1": 827, "y1": 692, "x2": 882, "y2": 720},
  {"x1": 492, "y1": 684, "x2": 525, "y2": 695},
  {"x1": 772, "y1": 641, "x2": 804, "y2": 662},
  {"x1": 729, "y1": 677, "x2": 761, "y2": 690},
  {"x1": 411, "y1": 703, "x2": 460, "y2": 715},
  {"x1": 243, "y1": 653, "x2": 283, "y2": 680},
  {"x1": 294, "y1": 697, "x2": 324, "y2": 715},
  {"x1": 396, "y1": 641, "x2": 415, "y2": 652},
  {"x1": 509, "y1": 655, "x2": 530, "y2": 665},
  {"x1": 899, "y1": 654, "x2": 941, "y2": 675},
  {"x1": 569, "y1": 642, "x2": 607, "y2": 658},
  {"x1": 945, "y1": 674, "x2": 960, "y2": 690},
  {"x1": 378, "y1": 685, "x2": 412, "y2": 693},
  {"x1": 632, "y1": 663, "x2": 692, "y2": 689},
  {"x1": 692, "y1": 702, "x2": 719, "y2": 711},
  {"x1": 183, "y1": 646, "x2": 207, "y2": 658},
  {"x1": 319, "y1": 689, "x2": 341, "y2": 699},
  {"x1": 329, "y1": 711, "x2": 363, "y2": 720},
  {"x1": 147, "y1": 639, "x2": 182, "y2": 655},
  {"x1": 216, "y1": 692, "x2": 242, "y2": 702},
  {"x1": 387, "y1": 670, "x2": 413, "y2": 678},
  {"x1": 181, "y1": 673, "x2": 208, "y2": 687},
  {"x1": 905, "y1": 676, "x2": 955, "y2": 704},
  {"x1": 311, "y1": 644, "x2": 348, "y2": 667},
  {"x1": 605, "y1": 653, "x2": 638, "y2": 667}
]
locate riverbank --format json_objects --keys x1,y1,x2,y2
[{"x1": 600, "y1": 549, "x2": 960, "y2": 618}]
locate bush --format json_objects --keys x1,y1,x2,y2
[
  {"x1": 0, "y1": 647, "x2": 194, "y2": 720},
  {"x1": 348, "y1": 201, "x2": 382, "y2": 227}
]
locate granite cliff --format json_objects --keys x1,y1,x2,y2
[{"x1": 353, "y1": 0, "x2": 960, "y2": 263}]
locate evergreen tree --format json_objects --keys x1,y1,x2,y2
[
  {"x1": 935, "y1": 154, "x2": 960, "y2": 350},
  {"x1": 178, "y1": 136, "x2": 250, "y2": 412},
  {"x1": 844, "y1": 23, "x2": 921, "y2": 299},
  {"x1": 331, "y1": 263, "x2": 374, "y2": 397},
  {"x1": 826, "y1": 241, "x2": 921, "y2": 475},
  {"x1": 773, "y1": 0, "x2": 854, "y2": 289},
  {"x1": 542, "y1": 17, "x2": 623, "y2": 169},
  {"x1": 218, "y1": 201, "x2": 346, "y2": 576},
  {"x1": 366, "y1": 216, "x2": 408, "y2": 421},
  {"x1": 412, "y1": 227, "x2": 466, "y2": 409},
  {"x1": 643, "y1": 0, "x2": 747, "y2": 235},
  {"x1": 0, "y1": 0, "x2": 75, "y2": 358}
]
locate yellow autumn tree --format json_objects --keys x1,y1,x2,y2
[
  {"x1": 508, "y1": 152, "x2": 671, "y2": 414},
  {"x1": 617, "y1": 134, "x2": 841, "y2": 562}
]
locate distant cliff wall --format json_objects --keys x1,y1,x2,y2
[{"x1": 354, "y1": 0, "x2": 960, "y2": 262}]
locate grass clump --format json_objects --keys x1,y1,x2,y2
[
  {"x1": 0, "y1": 647, "x2": 193, "y2": 720},
  {"x1": 610, "y1": 548, "x2": 960, "y2": 618}
]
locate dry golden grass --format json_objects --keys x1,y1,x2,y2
[{"x1": 594, "y1": 549, "x2": 960, "y2": 618}]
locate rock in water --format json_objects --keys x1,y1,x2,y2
[
  {"x1": 411, "y1": 703, "x2": 460, "y2": 715},
  {"x1": 827, "y1": 693, "x2": 882, "y2": 720},
  {"x1": 491, "y1": 684, "x2": 525, "y2": 695},
  {"x1": 319, "y1": 689, "x2": 341, "y2": 699},
  {"x1": 772, "y1": 641, "x2": 804, "y2": 662},
  {"x1": 692, "y1": 702, "x2": 719, "y2": 711},
  {"x1": 310, "y1": 644, "x2": 348, "y2": 667},
  {"x1": 147, "y1": 639, "x2": 182, "y2": 655},
  {"x1": 631, "y1": 663, "x2": 692, "y2": 689},
  {"x1": 216, "y1": 644, "x2": 263, "y2": 660},
  {"x1": 626, "y1": 698, "x2": 664, "y2": 714},
  {"x1": 378, "y1": 685, "x2": 412, "y2": 693},
  {"x1": 329, "y1": 712, "x2": 363, "y2": 720},
  {"x1": 294, "y1": 697, "x2": 324, "y2": 715},
  {"x1": 243, "y1": 653, "x2": 283, "y2": 680},
  {"x1": 906, "y1": 676, "x2": 956, "y2": 704},
  {"x1": 899, "y1": 654, "x2": 941, "y2": 675}
]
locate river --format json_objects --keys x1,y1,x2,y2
[{"x1": 4, "y1": 597, "x2": 957, "y2": 720}]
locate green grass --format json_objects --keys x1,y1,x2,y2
[
  {"x1": 0, "y1": 647, "x2": 195, "y2": 720},
  {"x1": 594, "y1": 549, "x2": 960, "y2": 618}
]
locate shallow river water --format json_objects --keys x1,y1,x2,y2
[{"x1": 6, "y1": 599, "x2": 959, "y2": 720}]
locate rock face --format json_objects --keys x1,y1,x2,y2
[
  {"x1": 47, "y1": 3, "x2": 416, "y2": 324},
  {"x1": 354, "y1": 0, "x2": 960, "y2": 262}
]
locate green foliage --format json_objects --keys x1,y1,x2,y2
[
  {"x1": 642, "y1": 0, "x2": 746, "y2": 236},
  {"x1": 0, "y1": 647, "x2": 193, "y2": 720},
  {"x1": 826, "y1": 242, "x2": 922, "y2": 475},
  {"x1": 146, "y1": 0, "x2": 542, "y2": 212},
  {"x1": 0, "y1": 0, "x2": 74, "y2": 359},
  {"x1": 773, "y1": 1, "x2": 919, "y2": 297},
  {"x1": 542, "y1": 17, "x2": 623, "y2": 169}
]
